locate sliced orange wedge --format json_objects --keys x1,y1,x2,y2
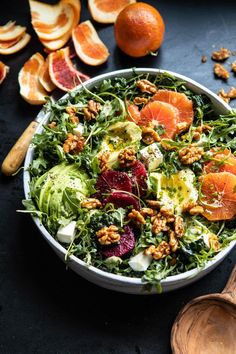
[
  {"x1": 88, "y1": 0, "x2": 136, "y2": 24},
  {"x1": 200, "y1": 172, "x2": 236, "y2": 221},
  {"x1": 0, "y1": 61, "x2": 10, "y2": 84},
  {"x1": 48, "y1": 47, "x2": 90, "y2": 92},
  {"x1": 18, "y1": 52, "x2": 48, "y2": 105},
  {"x1": 38, "y1": 59, "x2": 56, "y2": 92},
  {"x1": 29, "y1": 0, "x2": 75, "y2": 41},
  {"x1": 204, "y1": 148, "x2": 236, "y2": 176},
  {"x1": 0, "y1": 24, "x2": 26, "y2": 41},
  {"x1": 0, "y1": 33, "x2": 31, "y2": 55},
  {"x1": 72, "y1": 20, "x2": 109, "y2": 66},
  {"x1": 152, "y1": 90, "x2": 194, "y2": 126}
]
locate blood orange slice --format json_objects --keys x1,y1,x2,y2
[
  {"x1": 72, "y1": 20, "x2": 109, "y2": 66},
  {"x1": 88, "y1": 0, "x2": 136, "y2": 24},
  {"x1": 38, "y1": 59, "x2": 55, "y2": 92},
  {"x1": 152, "y1": 90, "x2": 194, "y2": 126},
  {"x1": 29, "y1": 0, "x2": 75, "y2": 41},
  {"x1": 48, "y1": 47, "x2": 90, "y2": 92},
  {"x1": 139, "y1": 100, "x2": 179, "y2": 139},
  {"x1": 200, "y1": 172, "x2": 236, "y2": 221},
  {"x1": 204, "y1": 148, "x2": 236, "y2": 176},
  {"x1": 18, "y1": 52, "x2": 48, "y2": 105},
  {"x1": 0, "y1": 61, "x2": 9, "y2": 84},
  {"x1": 0, "y1": 33, "x2": 31, "y2": 55},
  {"x1": 127, "y1": 103, "x2": 141, "y2": 124}
]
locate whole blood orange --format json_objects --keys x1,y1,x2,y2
[
  {"x1": 200, "y1": 172, "x2": 236, "y2": 221},
  {"x1": 114, "y1": 2, "x2": 165, "y2": 57}
]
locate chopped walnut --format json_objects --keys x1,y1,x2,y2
[
  {"x1": 83, "y1": 100, "x2": 101, "y2": 121},
  {"x1": 144, "y1": 241, "x2": 171, "y2": 260},
  {"x1": 146, "y1": 200, "x2": 161, "y2": 209},
  {"x1": 136, "y1": 79, "x2": 157, "y2": 94},
  {"x1": 98, "y1": 152, "x2": 110, "y2": 173},
  {"x1": 140, "y1": 208, "x2": 156, "y2": 217},
  {"x1": 182, "y1": 201, "x2": 197, "y2": 212},
  {"x1": 118, "y1": 147, "x2": 136, "y2": 168},
  {"x1": 160, "y1": 207, "x2": 175, "y2": 222},
  {"x1": 218, "y1": 89, "x2": 230, "y2": 103},
  {"x1": 96, "y1": 225, "x2": 120, "y2": 246},
  {"x1": 179, "y1": 145, "x2": 204, "y2": 164},
  {"x1": 201, "y1": 55, "x2": 207, "y2": 63},
  {"x1": 160, "y1": 139, "x2": 178, "y2": 151},
  {"x1": 195, "y1": 125, "x2": 213, "y2": 133},
  {"x1": 80, "y1": 198, "x2": 102, "y2": 209},
  {"x1": 168, "y1": 230, "x2": 179, "y2": 252},
  {"x1": 176, "y1": 122, "x2": 189, "y2": 135},
  {"x1": 232, "y1": 61, "x2": 236, "y2": 73},
  {"x1": 48, "y1": 121, "x2": 57, "y2": 129},
  {"x1": 66, "y1": 106, "x2": 79, "y2": 124},
  {"x1": 214, "y1": 63, "x2": 230, "y2": 80},
  {"x1": 209, "y1": 234, "x2": 220, "y2": 251},
  {"x1": 211, "y1": 47, "x2": 231, "y2": 61},
  {"x1": 141, "y1": 126, "x2": 161, "y2": 145},
  {"x1": 63, "y1": 133, "x2": 85, "y2": 154},
  {"x1": 133, "y1": 96, "x2": 149, "y2": 105},
  {"x1": 174, "y1": 216, "x2": 184, "y2": 238},
  {"x1": 128, "y1": 209, "x2": 146, "y2": 226},
  {"x1": 151, "y1": 214, "x2": 169, "y2": 234},
  {"x1": 228, "y1": 87, "x2": 236, "y2": 99},
  {"x1": 189, "y1": 205, "x2": 204, "y2": 215}
]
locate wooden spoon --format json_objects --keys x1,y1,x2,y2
[{"x1": 171, "y1": 265, "x2": 236, "y2": 354}]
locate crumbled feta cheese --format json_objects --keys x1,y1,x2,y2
[
  {"x1": 73, "y1": 123, "x2": 84, "y2": 136},
  {"x1": 57, "y1": 221, "x2": 76, "y2": 244},
  {"x1": 128, "y1": 251, "x2": 152, "y2": 271},
  {"x1": 140, "y1": 143, "x2": 163, "y2": 171}
]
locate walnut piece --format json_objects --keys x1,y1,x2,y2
[
  {"x1": 98, "y1": 152, "x2": 110, "y2": 172},
  {"x1": 142, "y1": 126, "x2": 161, "y2": 145},
  {"x1": 80, "y1": 198, "x2": 102, "y2": 209},
  {"x1": 174, "y1": 216, "x2": 184, "y2": 238},
  {"x1": 66, "y1": 106, "x2": 79, "y2": 124},
  {"x1": 118, "y1": 147, "x2": 136, "y2": 168},
  {"x1": 228, "y1": 87, "x2": 236, "y2": 99},
  {"x1": 176, "y1": 122, "x2": 189, "y2": 134},
  {"x1": 218, "y1": 89, "x2": 230, "y2": 103},
  {"x1": 214, "y1": 63, "x2": 230, "y2": 80},
  {"x1": 179, "y1": 145, "x2": 204, "y2": 164},
  {"x1": 140, "y1": 208, "x2": 156, "y2": 217},
  {"x1": 83, "y1": 100, "x2": 101, "y2": 121},
  {"x1": 168, "y1": 230, "x2": 179, "y2": 252},
  {"x1": 151, "y1": 214, "x2": 169, "y2": 234},
  {"x1": 189, "y1": 205, "x2": 204, "y2": 215},
  {"x1": 48, "y1": 121, "x2": 57, "y2": 129},
  {"x1": 209, "y1": 234, "x2": 220, "y2": 251},
  {"x1": 146, "y1": 200, "x2": 161, "y2": 209},
  {"x1": 144, "y1": 241, "x2": 171, "y2": 260},
  {"x1": 160, "y1": 207, "x2": 175, "y2": 222},
  {"x1": 96, "y1": 225, "x2": 120, "y2": 246},
  {"x1": 212, "y1": 47, "x2": 231, "y2": 61},
  {"x1": 160, "y1": 139, "x2": 178, "y2": 151},
  {"x1": 232, "y1": 61, "x2": 236, "y2": 73},
  {"x1": 63, "y1": 133, "x2": 85, "y2": 154},
  {"x1": 133, "y1": 96, "x2": 149, "y2": 105},
  {"x1": 136, "y1": 79, "x2": 157, "y2": 94},
  {"x1": 128, "y1": 209, "x2": 146, "y2": 225},
  {"x1": 201, "y1": 55, "x2": 207, "y2": 63}
]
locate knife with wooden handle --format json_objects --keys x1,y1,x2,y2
[{"x1": 1, "y1": 110, "x2": 45, "y2": 176}]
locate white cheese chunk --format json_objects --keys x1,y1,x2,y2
[
  {"x1": 57, "y1": 221, "x2": 76, "y2": 244},
  {"x1": 73, "y1": 123, "x2": 84, "y2": 136},
  {"x1": 140, "y1": 143, "x2": 163, "y2": 171},
  {"x1": 128, "y1": 251, "x2": 152, "y2": 272}
]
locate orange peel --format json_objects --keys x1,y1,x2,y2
[
  {"x1": 0, "y1": 33, "x2": 31, "y2": 55},
  {"x1": 48, "y1": 46, "x2": 90, "y2": 92},
  {"x1": 38, "y1": 59, "x2": 56, "y2": 92},
  {"x1": 18, "y1": 52, "x2": 48, "y2": 105},
  {"x1": 88, "y1": 0, "x2": 136, "y2": 24},
  {"x1": 0, "y1": 24, "x2": 26, "y2": 41},
  {"x1": 0, "y1": 61, "x2": 10, "y2": 84},
  {"x1": 72, "y1": 20, "x2": 109, "y2": 66}
]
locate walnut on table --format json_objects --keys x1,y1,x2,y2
[
  {"x1": 218, "y1": 89, "x2": 230, "y2": 103},
  {"x1": 214, "y1": 63, "x2": 230, "y2": 80},
  {"x1": 136, "y1": 79, "x2": 157, "y2": 94},
  {"x1": 232, "y1": 61, "x2": 236, "y2": 73},
  {"x1": 96, "y1": 225, "x2": 120, "y2": 246},
  {"x1": 118, "y1": 147, "x2": 136, "y2": 168},
  {"x1": 179, "y1": 145, "x2": 204, "y2": 165},
  {"x1": 211, "y1": 47, "x2": 231, "y2": 61}
]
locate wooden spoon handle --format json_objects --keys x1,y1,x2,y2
[
  {"x1": 222, "y1": 265, "x2": 236, "y2": 304},
  {"x1": 1, "y1": 121, "x2": 39, "y2": 176}
]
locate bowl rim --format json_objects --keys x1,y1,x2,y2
[{"x1": 23, "y1": 67, "x2": 235, "y2": 287}]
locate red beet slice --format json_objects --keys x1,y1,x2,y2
[
  {"x1": 104, "y1": 192, "x2": 140, "y2": 210},
  {"x1": 96, "y1": 170, "x2": 132, "y2": 196},
  {"x1": 130, "y1": 160, "x2": 147, "y2": 197},
  {"x1": 101, "y1": 226, "x2": 135, "y2": 258}
]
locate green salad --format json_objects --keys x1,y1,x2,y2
[{"x1": 24, "y1": 71, "x2": 236, "y2": 290}]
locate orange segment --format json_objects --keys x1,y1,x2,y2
[
  {"x1": 72, "y1": 20, "x2": 109, "y2": 66},
  {"x1": 200, "y1": 172, "x2": 236, "y2": 221},
  {"x1": 139, "y1": 100, "x2": 179, "y2": 139},
  {"x1": 48, "y1": 47, "x2": 90, "y2": 92},
  {"x1": 0, "y1": 61, "x2": 10, "y2": 84},
  {"x1": 0, "y1": 24, "x2": 26, "y2": 41},
  {"x1": 204, "y1": 148, "x2": 236, "y2": 176},
  {"x1": 152, "y1": 90, "x2": 194, "y2": 126},
  {"x1": 18, "y1": 52, "x2": 48, "y2": 105},
  {"x1": 38, "y1": 59, "x2": 55, "y2": 92},
  {"x1": 127, "y1": 103, "x2": 141, "y2": 123},
  {"x1": 88, "y1": 0, "x2": 136, "y2": 24},
  {"x1": 0, "y1": 33, "x2": 31, "y2": 55}
]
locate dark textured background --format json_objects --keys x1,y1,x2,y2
[{"x1": 1, "y1": 1, "x2": 236, "y2": 353}]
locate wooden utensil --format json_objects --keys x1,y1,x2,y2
[{"x1": 171, "y1": 265, "x2": 236, "y2": 354}]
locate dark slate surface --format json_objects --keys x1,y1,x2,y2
[{"x1": 0, "y1": 1, "x2": 236, "y2": 353}]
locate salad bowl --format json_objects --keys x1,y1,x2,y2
[{"x1": 23, "y1": 68, "x2": 236, "y2": 294}]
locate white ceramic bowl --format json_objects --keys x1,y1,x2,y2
[{"x1": 23, "y1": 68, "x2": 236, "y2": 294}]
